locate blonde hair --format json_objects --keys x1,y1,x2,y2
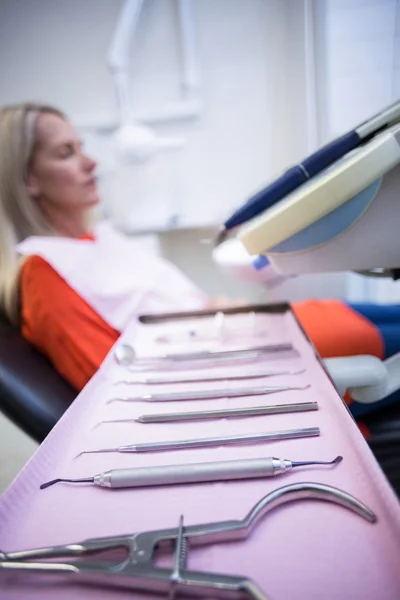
[{"x1": 0, "y1": 102, "x2": 65, "y2": 324}]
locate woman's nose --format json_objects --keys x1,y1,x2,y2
[{"x1": 82, "y1": 153, "x2": 97, "y2": 172}]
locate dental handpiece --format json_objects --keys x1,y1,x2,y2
[{"x1": 40, "y1": 455, "x2": 343, "y2": 489}]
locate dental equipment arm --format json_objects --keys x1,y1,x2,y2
[{"x1": 106, "y1": 0, "x2": 187, "y2": 163}]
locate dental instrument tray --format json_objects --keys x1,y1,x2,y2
[{"x1": 1, "y1": 303, "x2": 400, "y2": 599}]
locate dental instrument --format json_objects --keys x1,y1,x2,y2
[
  {"x1": 114, "y1": 367, "x2": 305, "y2": 385},
  {"x1": 114, "y1": 341, "x2": 293, "y2": 368},
  {"x1": 40, "y1": 455, "x2": 342, "y2": 490},
  {"x1": 155, "y1": 309, "x2": 262, "y2": 344},
  {"x1": 0, "y1": 483, "x2": 376, "y2": 600},
  {"x1": 95, "y1": 400, "x2": 318, "y2": 427},
  {"x1": 107, "y1": 383, "x2": 310, "y2": 403},
  {"x1": 74, "y1": 426, "x2": 320, "y2": 456}
]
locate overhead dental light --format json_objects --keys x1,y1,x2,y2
[{"x1": 112, "y1": 122, "x2": 185, "y2": 165}]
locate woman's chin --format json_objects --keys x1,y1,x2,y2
[{"x1": 85, "y1": 192, "x2": 101, "y2": 207}]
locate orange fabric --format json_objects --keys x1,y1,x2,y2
[
  {"x1": 20, "y1": 253, "x2": 120, "y2": 392},
  {"x1": 357, "y1": 422, "x2": 370, "y2": 440},
  {"x1": 292, "y1": 299, "x2": 384, "y2": 409},
  {"x1": 292, "y1": 299, "x2": 384, "y2": 360}
]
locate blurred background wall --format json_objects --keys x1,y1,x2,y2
[{"x1": 1, "y1": 0, "x2": 399, "y2": 304}]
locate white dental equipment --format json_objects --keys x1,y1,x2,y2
[
  {"x1": 239, "y1": 124, "x2": 400, "y2": 275},
  {"x1": 215, "y1": 99, "x2": 400, "y2": 274},
  {"x1": 215, "y1": 100, "x2": 400, "y2": 404}
]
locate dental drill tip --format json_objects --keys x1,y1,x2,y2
[
  {"x1": 334, "y1": 455, "x2": 343, "y2": 464},
  {"x1": 40, "y1": 477, "x2": 94, "y2": 490}
]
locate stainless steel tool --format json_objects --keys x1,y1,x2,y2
[
  {"x1": 116, "y1": 342, "x2": 293, "y2": 364},
  {"x1": 107, "y1": 384, "x2": 310, "y2": 403},
  {"x1": 154, "y1": 309, "x2": 263, "y2": 344},
  {"x1": 95, "y1": 400, "x2": 318, "y2": 427},
  {"x1": 0, "y1": 483, "x2": 376, "y2": 600},
  {"x1": 40, "y1": 455, "x2": 342, "y2": 490},
  {"x1": 75, "y1": 426, "x2": 320, "y2": 457},
  {"x1": 115, "y1": 342, "x2": 294, "y2": 371},
  {"x1": 114, "y1": 367, "x2": 306, "y2": 386}
]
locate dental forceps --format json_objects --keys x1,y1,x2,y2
[{"x1": 0, "y1": 483, "x2": 376, "y2": 599}]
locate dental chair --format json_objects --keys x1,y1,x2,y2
[
  {"x1": 213, "y1": 99, "x2": 400, "y2": 495},
  {"x1": 0, "y1": 311, "x2": 76, "y2": 443}
]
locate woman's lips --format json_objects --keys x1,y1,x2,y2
[{"x1": 85, "y1": 177, "x2": 97, "y2": 188}]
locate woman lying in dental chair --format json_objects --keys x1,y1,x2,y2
[{"x1": 0, "y1": 102, "x2": 398, "y2": 397}]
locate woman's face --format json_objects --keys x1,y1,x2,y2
[{"x1": 26, "y1": 113, "x2": 100, "y2": 213}]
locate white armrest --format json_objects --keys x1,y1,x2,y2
[{"x1": 323, "y1": 354, "x2": 400, "y2": 404}]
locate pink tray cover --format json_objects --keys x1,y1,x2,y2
[{"x1": 1, "y1": 310, "x2": 400, "y2": 599}]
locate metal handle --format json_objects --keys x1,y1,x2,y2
[
  {"x1": 138, "y1": 401, "x2": 318, "y2": 423},
  {"x1": 116, "y1": 368, "x2": 305, "y2": 386},
  {"x1": 142, "y1": 344, "x2": 293, "y2": 362},
  {"x1": 130, "y1": 385, "x2": 309, "y2": 403},
  {"x1": 104, "y1": 457, "x2": 277, "y2": 488},
  {"x1": 121, "y1": 427, "x2": 320, "y2": 453},
  {"x1": 0, "y1": 559, "x2": 269, "y2": 600},
  {"x1": 128, "y1": 353, "x2": 278, "y2": 373},
  {"x1": 138, "y1": 483, "x2": 377, "y2": 554}
]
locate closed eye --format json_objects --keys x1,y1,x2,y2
[{"x1": 57, "y1": 140, "x2": 84, "y2": 158}]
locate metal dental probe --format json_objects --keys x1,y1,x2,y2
[
  {"x1": 115, "y1": 342, "x2": 293, "y2": 366},
  {"x1": 107, "y1": 384, "x2": 311, "y2": 403},
  {"x1": 94, "y1": 401, "x2": 318, "y2": 427},
  {"x1": 114, "y1": 368, "x2": 306, "y2": 386},
  {"x1": 41, "y1": 455, "x2": 342, "y2": 489},
  {"x1": 74, "y1": 426, "x2": 320, "y2": 457}
]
